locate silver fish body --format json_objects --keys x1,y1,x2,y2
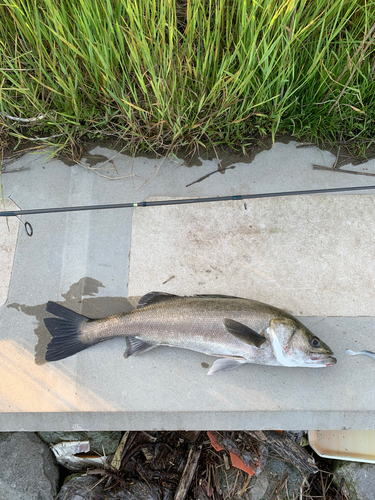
[{"x1": 45, "y1": 293, "x2": 336, "y2": 374}]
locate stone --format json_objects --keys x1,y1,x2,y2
[
  {"x1": 265, "y1": 457, "x2": 305, "y2": 497},
  {"x1": 38, "y1": 431, "x2": 122, "y2": 455},
  {"x1": 56, "y1": 475, "x2": 169, "y2": 499},
  {"x1": 0, "y1": 432, "x2": 59, "y2": 500},
  {"x1": 332, "y1": 460, "x2": 375, "y2": 500}
]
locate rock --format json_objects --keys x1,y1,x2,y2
[
  {"x1": 333, "y1": 460, "x2": 375, "y2": 500},
  {"x1": 266, "y1": 457, "x2": 305, "y2": 497},
  {"x1": 0, "y1": 432, "x2": 59, "y2": 500},
  {"x1": 249, "y1": 471, "x2": 268, "y2": 500},
  {"x1": 63, "y1": 473, "x2": 87, "y2": 486},
  {"x1": 56, "y1": 475, "x2": 169, "y2": 500},
  {"x1": 56, "y1": 476, "x2": 98, "y2": 500},
  {"x1": 38, "y1": 432, "x2": 122, "y2": 455}
]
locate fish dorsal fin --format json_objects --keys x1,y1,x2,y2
[
  {"x1": 137, "y1": 292, "x2": 179, "y2": 309},
  {"x1": 138, "y1": 293, "x2": 242, "y2": 308},
  {"x1": 124, "y1": 337, "x2": 157, "y2": 357},
  {"x1": 208, "y1": 357, "x2": 247, "y2": 375},
  {"x1": 224, "y1": 318, "x2": 267, "y2": 348},
  {"x1": 194, "y1": 294, "x2": 243, "y2": 300}
]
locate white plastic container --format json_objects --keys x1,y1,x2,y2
[{"x1": 308, "y1": 430, "x2": 375, "y2": 463}]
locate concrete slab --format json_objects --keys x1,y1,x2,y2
[
  {"x1": 0, "y1": 199, "x2": 20, "y2": 307},
  {"x1": 1, "y1": 140, "x2": 375, "y2": 430},
  {"x1": 128, "y1": 194, "x2": 375, "y2": 316}
]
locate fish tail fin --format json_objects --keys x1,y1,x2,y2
[{"x1": 44, "y1": 301, "x2": 92, "y2": 361}]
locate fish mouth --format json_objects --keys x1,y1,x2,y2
[
  {"x1": 323, "y1": 356, "x2": 337, "y2": 366},
  {"x1": 309, "y1": 353, "x2": 337, "y2": 366}
]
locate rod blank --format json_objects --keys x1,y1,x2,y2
[{"x1": 1, "y1": 184, "x2": 375, "y2": 217}]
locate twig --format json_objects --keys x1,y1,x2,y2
[
  {"x1": 163, "y1": 275, "x2": 175, "y2": 285},
  {"x1": 174, "y1": 445, "x2": 202, "y2": 500},
  {"x1": 86, "y1": 469, "x2": 128, "y2": 488},
  {"x1": 141, "y1": 431, "x2": 158, "y2": 442},
  {"x1": 299, "y1": 475, "x2": 308, "y2": 500},
  {"x1": 353, "y1": 156, "x2": 375, "y2": 166},
  {"x1": 121, "y1": 441, "x2": 172, "y2": 469},
  {"x1": 269, "y1": 472, "x2": 288, "y2": 499},
  {"x1": 333, "y1": 146, "x2": 341, "y2": 169},
  {"x1": 1, "y1": 166, "x2": 30, "y2": 174},
  {"x1": 321, "y1": 470, "x2": 327, "y2": 500},
  {"x1": 296, "y1": 143, "x2": 316, "y2": 148},
  {"x1": 111, "y1": 431, "x2": 129, "y2": 470},
  {"x1": 230, "y1": 470, "x2": 240, "y2": 500},
  {"x1": 1, "y1": 112, "x2": 46, "y2": 122},
  {"x1": 312, "y1": 164, "x2": 375, "y2": 176},
  {"x1": 245, "y1": 431, "x2": 318, "y2": 474},
  {"x1": 88, "y1": 475, "x2": 106, "y2": 492},
  {"x1": 186, "y1": 165, "x2": 235, "y2": 188},
  {"x1": 22, "y1": 133, "x2": 64, "y2": 142},
  {"x1": 79, "y1": 162, "x2": 134, "y2": 180},
  {"x1": 334, "y1": 477, "x2": 345, "y2": 500},
  {"x1": 238, "y1": 473, "x2": 252, "y2": 498}
]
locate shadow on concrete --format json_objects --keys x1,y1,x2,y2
[{"x1": 7, "y1": 277, "x2": 134, "y2": 365}]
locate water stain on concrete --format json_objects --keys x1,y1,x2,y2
[
  {"x1": 7, "y1": 277, "x2": 133, "y2": 366},
  {"x1": 4, "y1": 133, "x2": 375, "y2": 174},
  {"x1": 79, "y1": 134, "x2": 375, "y2": 171},
  {"x1": 78, "y1": 135, "x2": 295, "y2": 170}
]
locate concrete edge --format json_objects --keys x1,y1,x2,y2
[{"x1": 0, "y1": 411, "x2": 371, "y2": 431}]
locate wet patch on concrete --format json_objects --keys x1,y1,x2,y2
[
  {"x1": 81, "y1": 153, "x2": 115, "y2": 168},
  {"x1": 80, "y1": 135, "x2": 290, "y2": 169},
  {"x1": 60, "y1": 277, "x2": 105, "y2": 302},
  {"x1": 66, "y1": 135, "x2": 293, "y2": 175},
  {"x1": 78, "y1": 134, "x2": 375, "y2": 175},
  {"x1": 7, "y1": 278, "x2": 133, "y2": 366},
  {"x1": 3, "y1": 133, "x2": 375, "y2": 176}
]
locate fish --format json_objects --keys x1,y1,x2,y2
[
  {"x1": 44, "y1": 292, "x2": 337, "y2": 374},
  {"x1": 346, "y1": 349, "x2": 375, "y2": 360}
]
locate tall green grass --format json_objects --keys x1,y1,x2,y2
[{"x1": 0, "y1": 0, "x2": 375, "y2": 157}]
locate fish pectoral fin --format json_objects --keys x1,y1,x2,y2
[
  {"x1": 124, "y1": 337, "x2": 157, "y2": 358},
  {"x1": 223, "y1": 318, "x2": 267, "y2": 348},
  {"x1": 208, "y1": 357, "x2": 247, "y2": 375}
]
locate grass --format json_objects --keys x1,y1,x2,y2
[{"x1": 0, "y1": 0, "x2": 375, "y2": 160}]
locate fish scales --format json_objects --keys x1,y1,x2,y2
[
  {"x1": 44, "y1": 293, "x2": 337, "y2": 373},
  {"x1": 81, "y1": 297, "x2": 271, "y2": 356}
]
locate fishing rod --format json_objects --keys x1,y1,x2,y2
[{"x1": 1, "y1": 184, "x2": 375, "y2": 236}]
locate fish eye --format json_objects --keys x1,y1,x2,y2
[{"x1": 310, "y1": 337, "x2": 321, "y2": 347}]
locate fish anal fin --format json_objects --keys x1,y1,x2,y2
[
  {"x1": 124, "y1": 337, "x2": 157, "y2": 357},
  {"x1": 224, "y1": 318, "x2": 267, "y2": 348},
  {"x1": 137, "y1": 292, "x2": 179, "y2": 309},
  {"x1": 208, "y1": 357, "x2": 247, "y2": 375}
]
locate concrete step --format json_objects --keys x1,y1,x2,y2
[{"x1": 1, "y1": 141, "x2": 375, "y2": 430}]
